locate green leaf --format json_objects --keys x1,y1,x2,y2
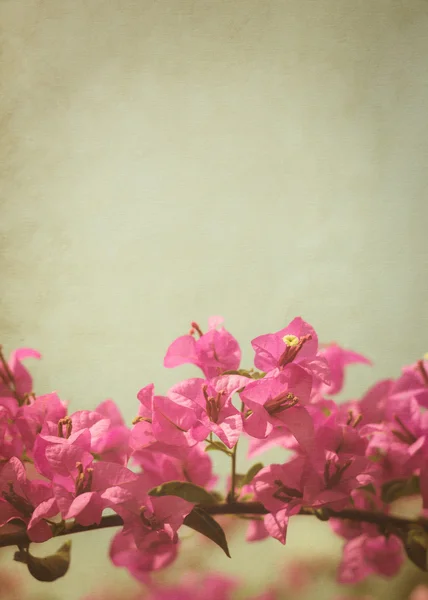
[
  {"x1": 405, "y1": 527, "x2": 428, "y2": 571},
  {"x1": 14, "y1": 541, "x2": 72, "y2": 582},
  {"x1": 233, "y1": 474, "x2": 245, "y2": 487},
  {"x1": 381, "y1": 476, "x2": 420, "y2": 504},
  {"x1": 250, "y1": 371, "x2": 266, "y2": 380},
  {"x1": 358, "y1": 483, "x2": 376, "y2": 495},
  {"x1": 204, "y1": 441, "x2": 233, "y2": 456},
  {"x1": 148, "y1": 480, "x2": 217, "y2": 505},
  {"x1": 313, "y1": 508, "x2": 331, "y2": 522},
  {"x1": 241, "y1": 463, "x2": 264, "y2": 486},
  {"x1": 209, "y1": 490, "x2": 224, "y2": 502},
  {"x1": 222, "y1": 369, "x2": 266, "y2": 379},
  {"x1": 183, "y1": 506, "x2": 231, "y2": 558}
]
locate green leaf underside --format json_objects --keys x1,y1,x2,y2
[
  {"x1": 183, "y1": 507, "x2": 231, "y2": 558},
  {"x1": 209, "y1": 490, "x2": 224, "y2": 502},
  {"x1": 359, "y1": 476, "x2": 421, "y2": 504},
  {"x1": 204, "y1": 441, "x2": 233, "y2": 456},
  {"x1": 14, "y1": 541, "x2": 72, "y2": 582},
  {"x1": 381, "y1": 476, "x2": 420, "y2": 504},
  {"x1": 148, "y1": 480, "x2": 217, "y2": 505},
  {"x1": 241, "y1": 463, "x2": 264, "y2": 486},
  {"x1": 405, "y1": 527, "x2": 428, "y2": 571}
]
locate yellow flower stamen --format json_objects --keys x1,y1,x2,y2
[{"x1": 282, "y1": 334, "x2": 299, "y2": 347}]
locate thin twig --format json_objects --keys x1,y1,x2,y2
[{"x1": 229, "y1": 443, "x2": 238, "y2": 502}]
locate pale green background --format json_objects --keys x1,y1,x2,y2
[{"x1": 1, "y1": 1, "x2": 428, "y2": 598}]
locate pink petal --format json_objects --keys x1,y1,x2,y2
[
  {"x1": 246, "y1": 518, "x2": 269, "y2": 542},
  {"x1": 243, "y1": 409, "x2": 273, "y2": 439},
  {"x1": 263, "y1": 509, "x2": 289, "y2": 544},
  {"x1": 91, "y1": 462, "x2": 138, "y2": 489},
  {"x1": 95, "y1": 399, "x2": 125, "y2": 426},
  {"x1": 66, "y1": 492, "x2": 102, "y2": 525},
  {"x1": 164, "y1": 336, "x2": 198, "y2": 368},
  {"x1": 211, "y1": 413, "x2": 242, "y2": 448},
  {"x1": 27, "y1": 498, "x2": 58, "y2": 542}
]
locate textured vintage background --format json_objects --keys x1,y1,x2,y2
[{"x1": 1, "y1": 1, "x2": 428, "y2": 598}]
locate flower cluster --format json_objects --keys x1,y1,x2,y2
[{"x1": 1, "y1": 316, "x2": 428, "y2": 586}]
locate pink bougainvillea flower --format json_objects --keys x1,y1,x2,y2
[
  {"x1": 130, "y1": 384, "x2": 161, "y2": 454},
  {"x1": 337, "y1": 533, "x2": 403, "y2": 583},
  {"x1": 245, "y1": 517, "x2": 270, "y2": 542},
  {"x1": 254, "y1": 452, "x2": 375, "y2": 545},
  {"x1": 253, "y1": 458, "x2": 306, "y2": 515},
  {"x1": 250, "y1": 317, "x2": 330, "y2": 383},
  {"x1": 164, "y1": 317, "x2": 241, "y2": 378},
  {"x1": 68, "y1": 410, "x2": 114, "y2": 452},
  {"x1": 240, "y1": 365, "x2": 316, "y2": 458},
  {"x1": 361, "y1": 396, "x2": 428, "y2": 482},
  {"x1": 0, "y1": 348, "x2": 41, "y2": 402},
  {"x1": 89, "y1": 400, "x2": 131, "y2": 464},
  {"x1": 303, "y1": 451, "x2": 375, "y2": 509},
  {"x1": 0, "y1": 397, "x2": 24, "y2": 460},
  {"x1": 0, "y1": 457, "x2": 58, "y2": 542},
  {"x1": 15, "y1": 392, "x2": 67, "y2": 454},
  {"x1": 131, "y1": 384, "x2": 207, "y2": 452},
  {"x1": 168, "y1": 375, "x2": 244, "y2": 448},
  {"x1": 263, "y1": 400, "x2": 365, "y2": 459},
  {"x1": 33, "y1": 426, "x2": 139, "y2": 523},
  {"x1": 152, "y1": 395, "x2": 207, "y2": 447},
  {"x1": 117, "y1": 473, "x2": 194, "y2": 549},
  {"x1": 340, "y1": 378, "x2": 394, "y2": 427},
  {"x1": 361, "y1": 424, "x2": 417, "y2": 482},
  {"x1": 124, "y1": 497, "x2": 189, "y2": 548},
  {"x1": 52, "y1": 459, "x2": 139, "y2": 526},
  {"x1": 391, "y1": 364, "x2": 428, "y2": 409},
  {"x1": 251, "y1": 318, "x2": 318, "y2": 371},
  {"x1": 33, "y1": 427, "x2": 93, "y2": 481},
  {"x1": 317, "y1": 343, "x2": 371, "y2": 396},
  {"x1": 61, "y1": 407, "x2": 131, "y2": 465},
  {"x1": 34, "y1": 436, "x2": 138, "y2": 526},
  {"x1": 110, "y1": 528, "x2": 179, "y2": 584},
  {"x1": 34, "y1": 429, "x2": 138, "y2": 525},
  {"x1": 252, "y1": 457, "x2": 308, "y2": 543},
  {"x1": 311, "y1": 411, "x2": 367, "y2": 458}
]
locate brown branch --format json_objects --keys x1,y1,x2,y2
[
  {"x1": 0, "y1": 502, "x2": 427, "y2": 549},
  {"x1": 0, "y1": 515, "x2": 123, "y2": 548}
]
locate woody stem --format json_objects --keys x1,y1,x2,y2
[{"x1": 0, "y1": 503, "x2": 427, "y2": 549}]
